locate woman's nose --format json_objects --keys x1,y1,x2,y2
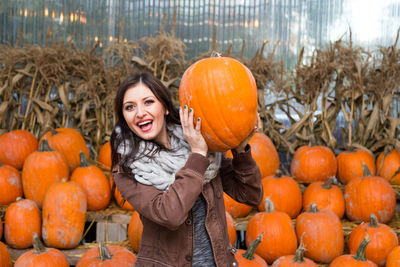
[{"x1": 136, "y1": 104, "x2": 145, "y2": 117}]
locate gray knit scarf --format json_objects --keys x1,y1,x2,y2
[{"x1": 116, "y1": 124, "x2": 222, "y2": 191}]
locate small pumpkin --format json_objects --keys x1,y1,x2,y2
[
  {"x1": 22, "y1": 139, "x2": 69, "y2": 207},
  {"x1": 40, "y1": 127, "x2": 89, "y2": 171},
  {"x1": 5, "y1": 197, "x2": 41, "y2": 249},
  {"x1": 302, "y1": 177, "x2": 345, "y2": 218},
  {"x1": 258, "y1": 170, "x2": 302, "y2": 218},
  {"x1": 76, "y1": 243, "x2": 137, "y2": 267},
  {"x1": 223, "y1": 192, "x2": 253, "y2": 218},
  {"x1": 246, "y1": 198, "x2": 297, "y2": 264},
  {"x1": 98, "y1": 141, "x2": 112, "y2": 170},
  {"x1": 376, "y1": 148, "x2": 400, "y2": 184},
  {"x1": 42, "y1": 179, "x2": 87, "y2": 249},
  {"x1": 71, "y1": 152, "x2": 111, "y2": 211},
  {"x1": 348, "y1": 213, "x2": 398, "y2": 267},
  {"x1": 290, "y1": 145, "x2": 337, "y2": 183},
  {"x1": 344, "y1": 165, "x2": 396, "y2": 223},
  {"x1": 127, "y1": 211, "x2": 143, "y2": 253},
  {"x1": 386, "y1": 246, "x2": 400, "y2": 267},
  {"x1": 235, "y1": 235, "x2": 268, "y2": 267},
  {"x1": 0, "y1": 164, "x2": 23, "y2": 205},
  {"x1": 0, "y1": 129, "x2": 38, "y2": 169},
  {"x1": 336, "y1": 148, "x2": 376, "y2": 184},
  {"x1": 226, "y1": 211, "x2": 237, "y2": 247},
  {"x1": 0, "y1": 241, "x2": 12, "y2": 267},
  {"x1": 329, "y1": 235, "x2": 377, "y2": 267},
  {"x1": 179, "y1": 56, "x2": 258, "y2": 152},
  {"x1": 110, "y1": 174, "x2": 135, "y2": 211},
  {"x1": 295, "y1": 203, "x2": 344, "y2": 263},
  {"x1": 14, "y1": 233, "x2": 69, "y2": 267}
]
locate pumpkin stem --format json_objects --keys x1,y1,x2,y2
[
  {"x1": 50, "y1": 128, "x2": 59, "y2": 136},
  {"x1": 242, "y1": 234, "x2": 263, "y2": 260},
  {"x1": 264, "y1": 197, "x2": 275, "y2": 213},
  {"x1": 16, "y1": 197, "x2": 23, "y2": 201},
  {"x1": 321, "y1": 177, "x2": 335, "y2": 189},
  {"x1": 369, "y1": 213, "x2": 379, "y2": 228},
  {"x1": 309, "y1": 203, "x2": 319, "y2": 213},
  {"x1": 353, "y1": 234, "x2": 371, "y2": 261},
  {"x1": 32, "y1": 233, "x2": 47, "y2": 254},
  {"x1": 79, "y1": 151, "x2": 90, "y2": 167},
  {"x1": 362, "y1": 163, "x2": 371, "y2": 177},
  {"x1": 274, "y1": 169, "x2": 283, "y2": 178},
  {"x1": 99, "y1": 242, "x2": 113, "y2": 261},
  {"x1": 210, "y1": 51, "x2": 221, "y2": 57},
  {"x1": 293, "y1": 233, "x2": 306, "y2": 263},
  {"x1": 38, "y1": 139, "x2": 53, "y2": 152},
  {"x1": 308, "y1": 134, "x2": 316, "y2": 147}
]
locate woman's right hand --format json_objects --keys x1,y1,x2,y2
[{"x1": 179, "y1": 106, "x2": 208, "y2": 157}]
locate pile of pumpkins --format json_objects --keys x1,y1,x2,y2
[{"x1": 0, "y1": 128, "x2": 138, "y2": 266}]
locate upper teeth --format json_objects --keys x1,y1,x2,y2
[{"x1": 138, "y1": 121, "x2": 151, "y2": 126}]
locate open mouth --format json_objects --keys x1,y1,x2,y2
[{"x1": 137, "y1": 120, "x2": 153, "y2": 132}]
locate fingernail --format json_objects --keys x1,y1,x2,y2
[
  {"x1": 178, "y1": 106, "x2": 181, "y2": 110},
  {"x1": 189, "y1": 108, "x2": 193, "y2": 113},
  {"x1": 197, "y1": 118, "x2": 200, "y2": 121},
  {"x1": 184, "y1": 105, "x2": 187, "y2": 109}
]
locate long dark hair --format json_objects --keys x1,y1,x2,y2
[{"x1": 110, "y1": 72, "x2": 180, "y2": 170}]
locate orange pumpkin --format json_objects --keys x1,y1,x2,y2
[
  {"x1": 14, "y1": 233, "x2": 69, "y2": 267},
  {"x1": 71, "y1": 152, "x2": 111, "y2": 211},
  {"x1": 295, "y1": 203, "x2": 344, "y2": 263},
  {"x1": 98, "y1": 141, "x2": 112, "y2": 170},
  {"x1": 386, "y1": 246, "x2": 400, "y2": 267},
  {"x1": 40, "y1": 127, "x2": 89, "y2": 171},
  {"x1": 329, "y1": 235, "x2": 377, "y2": 267},
  {"x1": 0, "y1": 164, "x2": 23, "y2": 205},
  {"x1": 0, "y1": 217, "x2": 2, "y2": 240},
  {"x1": 271, "y1": 234, "x2": 318, "y2": 267},
  {"x1": 110, "y1": 174, "x2": 135, "y2": 211},
  {"x1": 42, "y1": 179, "x2": 87, "y2": 249},
  {"x1": 246, "y1": 198, "x2": 297, "y2": 264},
  {"x1": 223, "y1": 192, "x2": 253, "y2": 218},
  {"x1": 290, "y1": 145, "x2": 337, "y2": 183},
  {"x1": 226, "y1": 211, "x2": 237, "y2": 247},
  {"x1": 127, "y1": 211, "x2": 143, "y2": 253},
  {"x1": 235, "y1": 235, "x2": 268, "y2": 267},
  {"x1": 22, "y1": 139, "x2": 69, "y2": 207},
  {"x1": 0, "y1": 241, "x2": 12, "y2": 267},
  {"x1": 376, "y1": 148, "x2": 400, "y2": 184},
  {"x1": 5, "y1": 198, "x2": 41, "y2": 249},
  {"x1": 348, "y1": 213, "x2": 398, "y2": 267},
  {"x1": 336, "y1": 149, "x2": 376, "y2": 184},
  {"x1": 302, "y1": 177, "x2": 345, "y2": 218},
  {"x1": 258, "y1": 170, "x2": 302, "y2": 218},
  {"x1": 344, "y1": 173, "x2": 396, "y2": 223},
  {"x1": 226, "y1": 132, "x2": 280, "y2": 178},
  {"x1": 0, "y1": 129, "x2": 38, "y2": 169},
  {"x1": 179, "y1": 56, "x2": 258, "y2": 152},
  {"x1": 76, "y1": 243, "x2": 137, "y2": 267}
]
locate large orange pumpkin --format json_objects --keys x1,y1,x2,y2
[
  {"x1": 127, "y1": 211, "x2": 143, "y2": 253},
  {"x1": 344, "y1": 173, "x2": 396, "y2": 223},
  {"x1": 246, "y1": 198, "x2": 297, "y2": 264},
  {"x1": 0, "y1": 164, "x2": 23, "y2": 205},
  {"x1": 40, "y1": 127, "x2": 89, "y2": 171},
  {"x1": 235, "y1": 235, "x2": 268, "y2": 267},
  {"x1": 179, "y1": 56, "x2": 258, "y2": 152},
  {"x1": 22, "y1": 139, "x2": 69, "y2": 207},
  {"x1": 348, "y1": 213, "x2": 398, "y2": 267},
  {"x1": 386, "y1": 246, "x2": 400, "y2": 267},
  {"x1": 336, "y1": 148, "x2": 376, "y2": 184},
  {"x1": 0, "y1": 129, "x2": 38, "y2": 169},
  {"x1": 14, "y1": 233, "x2": 69, "y2": 267},
  {"x1": 71, "y1": 152, "x2": 111, "y2": 211},
  {"x1": 42, "y1": 179, "x2": 87, "y2": 249},
  {"x1": 76, "y1": 243, "x2": 137, "y2": 267},
  {"x1": 302, "y1": 177, "x2": 345, "y2": 219},
  {"x1": 376, "y1": 148, "x2": 400, "y2": 184},
  {"x1": 295, "y1": 203, "x2": 344, "y2": 263},
  {"x1": 5, "y1": 198, "x2": 41, "y2": 249},
  {"x1": 290, "y1": 145, "x2": 337, "y2": 183},
  {"x1": 0, "y1": 241, "x2": 12, "y2": 267},
  {"x1": 226, "y1": 132, "x2": 280, "y2": 178},
  {"x1": 223, "y1": 192, "x2": 253, "y2": 218},
  {"x1": 98, "y1": 141, "x2": 112, "y2": 171}
]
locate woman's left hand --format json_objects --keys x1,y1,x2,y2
[{"x1": 232, "y1": 113, "x2": 262, "y2": 153}]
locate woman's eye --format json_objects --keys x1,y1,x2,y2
[
  {"x1": 125, "y1": 104, "x2": 135, "y2": 111},
  {"x1": 145, "y1": 99, "x2": 154, "y2": 105}
]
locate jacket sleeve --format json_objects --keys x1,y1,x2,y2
[
  {"x1": 220, "y1": 144, "x2": 263, "y2": 207},
  {"x1": 112, "y1": 153, "x2": 209, "y2": 230}
]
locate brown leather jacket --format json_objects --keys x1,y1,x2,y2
[{"x1": 112, "y1": 147, "x2": 263, "y2": 267}]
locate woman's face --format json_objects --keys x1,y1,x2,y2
[{"x1": 122, "y1": 83, "x2": 169, "y2": 146}]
